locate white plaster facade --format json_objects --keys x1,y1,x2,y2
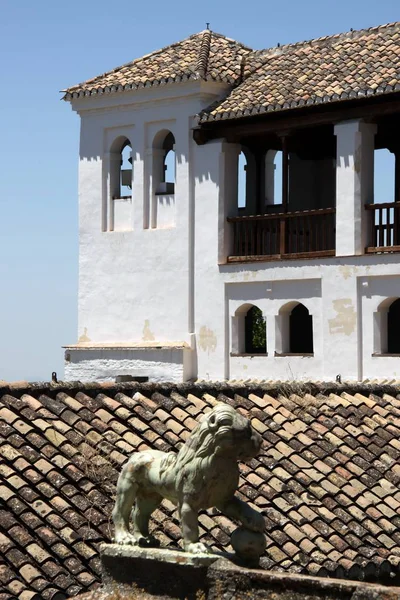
[{"x1": 64, "y1": 74, "x2": 400, "y2": 383}]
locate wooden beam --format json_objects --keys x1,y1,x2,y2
[{"x1": 195, "y1": 94, "x2": 400, "y2": 145}]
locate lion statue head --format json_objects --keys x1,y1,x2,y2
[{"x1": 174, "y1": 403, "x2": 262, "y2": 477}]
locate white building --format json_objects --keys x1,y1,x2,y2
[{"x1": 63, "y1": 23, "x2": 400, "y2": 383}]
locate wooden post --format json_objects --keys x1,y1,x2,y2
[
  {"x1": 395, "y1": 151, "x2": 400, "y2": 203},
  {"x1": 282, "y1": 136, "x2": 289, "y2": 212},
  {"x1": 280, "y1": 135, "x2": 289, "y2": 254},
  {"x1": 395, "y1": 151, "x2": 400, "y2": 245},
  {"x1": 256, "y1": 151, "x2": 266, "y2": 215}
]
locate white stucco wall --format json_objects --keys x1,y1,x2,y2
[
  {"x1": 72, "y1": 81, "x2": 228, "y2": 348},
  {"x1": 66, "y1": 87, "x2": 400, "y2": 383},
  {"x1": 65, "y1": 347, "x2": 191, "y2": 383}
]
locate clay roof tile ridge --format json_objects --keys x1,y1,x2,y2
[{"x1": 196, "y1": 29, "x2": 212, "y2": 80}]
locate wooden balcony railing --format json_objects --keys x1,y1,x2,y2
[
  {"x1": 227, "y1": 208, "x2": 335, "y2": 261},
  {"x1": 365, "y1": 202, "x2": 400, "y2": 253}
]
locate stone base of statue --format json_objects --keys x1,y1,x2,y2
[
  {"x1": 100, "y1": 543, "x2": 223, "y2": 599},
  {"x1": 98, "y1": 543, "x2": 400, "y2": 600}
]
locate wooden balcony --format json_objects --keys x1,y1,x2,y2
[
  {"x1": 227, "y1": 208, "x2": 335, "y2": 262},
  {"x1": 365, "y1": 202, "x2": 400, "y2": 253}
]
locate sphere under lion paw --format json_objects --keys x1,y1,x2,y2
[{"x1": 231, "y1": 527, "x2": 266, "y2": 566}]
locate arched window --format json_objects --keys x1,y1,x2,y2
[
  {"x1": 238, "y1": 151, "x2": 247, "y2": 209},
  {"x1": 236, "y1": 147, "x2": 257, "y2": 214},
  {"x1": 265, "y1": 150, "x2": 283, "y2": 207},
  {"x1": 276, "y1": 302, "x2": 313, "y2": 355},
  {"x1": 153, "y1": 130, "x2": 175, "y2": 195},
  {"x1": 232, "y1": 304, "x2": 266, "y2": 355},
  {"x1": 162, "y1": 132, "x2": 176, "y2": 193},
  {"x1": 387, "y1": 299, "x2": 400, "y2": 353},
  {"x1": 374, "y1": 297, "x2": 400, "y2": 354},
  {"x1": 374, "y1": 149, "x2": 395, "y2": 205},
  {"x1": 108, "y1": 136, "x2": 133, "y2": 232},
  {"x1": 120, "y1": 143, "x2": 133, "y2": 197},
  {"x1": 290, "y1": 304, "x2": 313, "y2": 354},
  {"x1": 110, "y1": 137, "x2": 132, "y2": 200},
  {"x1": 151, "y1": 130, "x2": 177, "y2": 229},
  {"x1": 245, "y1": 306, "x2": 267, "y2": 353}
]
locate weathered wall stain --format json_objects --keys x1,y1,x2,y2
[
  {"x1": 339, "y1": 265, "x2": 357, "y2": 280},
  {"x1": 142, "y1": 320, "x2": 155, "y2": 341},
  {"x1": 328, "y1": 299, "x2": 356, "y2": 336},
  {"x1": 78, "y1": 327, "x2": 91, "y2": 343},
  {"x1": 198, "y1": 326, "x2": 217, "y2": 354}
]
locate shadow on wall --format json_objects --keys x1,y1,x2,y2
[
  {"x1": 228, "y1": 279, "x2": 322, "y2": 302},
  {"x1": 70, "y1": 349, "x2": 184, "y2": 366}
]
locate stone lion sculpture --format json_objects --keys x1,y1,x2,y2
[{"x1": 112, "y1": 403, "x2": 265, "y2": 554}]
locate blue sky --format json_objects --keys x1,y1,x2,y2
[{"x1": 0, "y1": 0, "x2": 398, "y2": 382}]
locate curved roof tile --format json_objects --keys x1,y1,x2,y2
[
  {"x1": 2, "y1": 381, "x2": 400, "y2": 598},
  {"x1": 63, "y1": 30, "x2": 252, "y2": 100},
  {"x1": 199, "y1": 21, "x2": 400, "y2": 122}
]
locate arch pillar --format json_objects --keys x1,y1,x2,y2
[{"x1": 334, "y1": 120, "x2": 377, "y2": 255}]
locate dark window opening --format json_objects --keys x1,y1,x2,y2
[
  {"x1": 238, "y1": 151, "x2": 247, "y2": 209},
  {"x1": 245, "y1": 306, "x2": 266, "y2": 353},
  {"x1": 388, "y1": 299, "x2": 400, "y2": 353},
  {"x1": 157, "y1": 131, "x2": 175, "y2": 195},
  {"x1": 120, "y1": 141, "x2": 133, "y2": 198},
  {"x1": 289, "y1": 304, "x2": 313, "y2": 354}
]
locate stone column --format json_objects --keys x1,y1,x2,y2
[
  {"x1": 104, "y1": 151, "x2": 122, "y2": 231},
  {"x1": 131, "y1": 123, "x2": 144, "y2": 231},
  {"x1": 150, "y1": 149, "x2": 165, "y2": 229},
  {"x1": 334, "y1": 120, "x2": 377, "y2": 256},
  {"x1": 193, "y1": 139, "x2": 240, "y2": 380}
]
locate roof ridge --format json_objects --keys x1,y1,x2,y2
[
  {"x1": 208, "y1": 30, "x2": 253, "y2": 51},
  {"x1": 197, "y1": 29, "x2": 212, "y2": 79},
  {"x1": 63, "y1": 29, "x2": 252, "y2": 94},
  {"x1": 251, "y1": 20, "x2": 400, "y2": 60}
]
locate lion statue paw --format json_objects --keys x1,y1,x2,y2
[{"x1": 184, "y1": 541, "x2": 210, "y2": 554}]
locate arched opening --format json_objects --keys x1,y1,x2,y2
[
  {"x1": 151, "y1": 130, "x2": 177, "y2": 229},
  {"x1": 370, "y1": 148, "x2": 397, "y2": 249},
  {"x1": 276, "y1": 302, "x2": 313, "y2": 355},
  {"x1": 236, "y1": 147, "x2": 257, "y2": 214},
  {"x1": 290, "y1": 303, "x2": 313, "y2": 354},
  {"x1": 108, "y1": 136, "x2": 133, "y2": 232},
  {"x1": 265, "y1": 150, "x2": 283, "y2": 208},
  {"x1": 238, "y1": 151, "x2": 247, "y2": 209},
  {"x1": 374, "y1": 148, "x2": 395, "y2": 205},
  {"x1": 110, "y1": 137, "x2": 132, "y2": 201},
  {"x1": 232, "y1": 304, "x2": 266, "y2": 355},
  {"x1": 154, "y1": 131, "x2": 175, "y2": 195},
  {"x1": 388, "y1": 298, "x2": 400, "y2": 354},
  {"x1": 120, "y1": 142, "x2": 133, "y2": 198},
  {"x1": 245, "y1": 306, "x2": 266, "y2": 354}
]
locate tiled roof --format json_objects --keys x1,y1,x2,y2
[
  {"x1": 63, "y1": 30, "x2": 252, "y2": 99},
  {"x1": 199, "y1": 21, "x2": 400, "y2": 122},
  {"x1": 1, "y1": 381, "x2": 400, "y2": 599}
]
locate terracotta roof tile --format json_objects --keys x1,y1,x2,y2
[
  {"x1": 199, "y1": 21, "x2": 400, "y2": 122},
  {"x1": 2, "y1": 381, "x2": 400, "y2": 598},
  {"x1": 64, "y1": 30, "x2": 252, "y2": 98}
]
